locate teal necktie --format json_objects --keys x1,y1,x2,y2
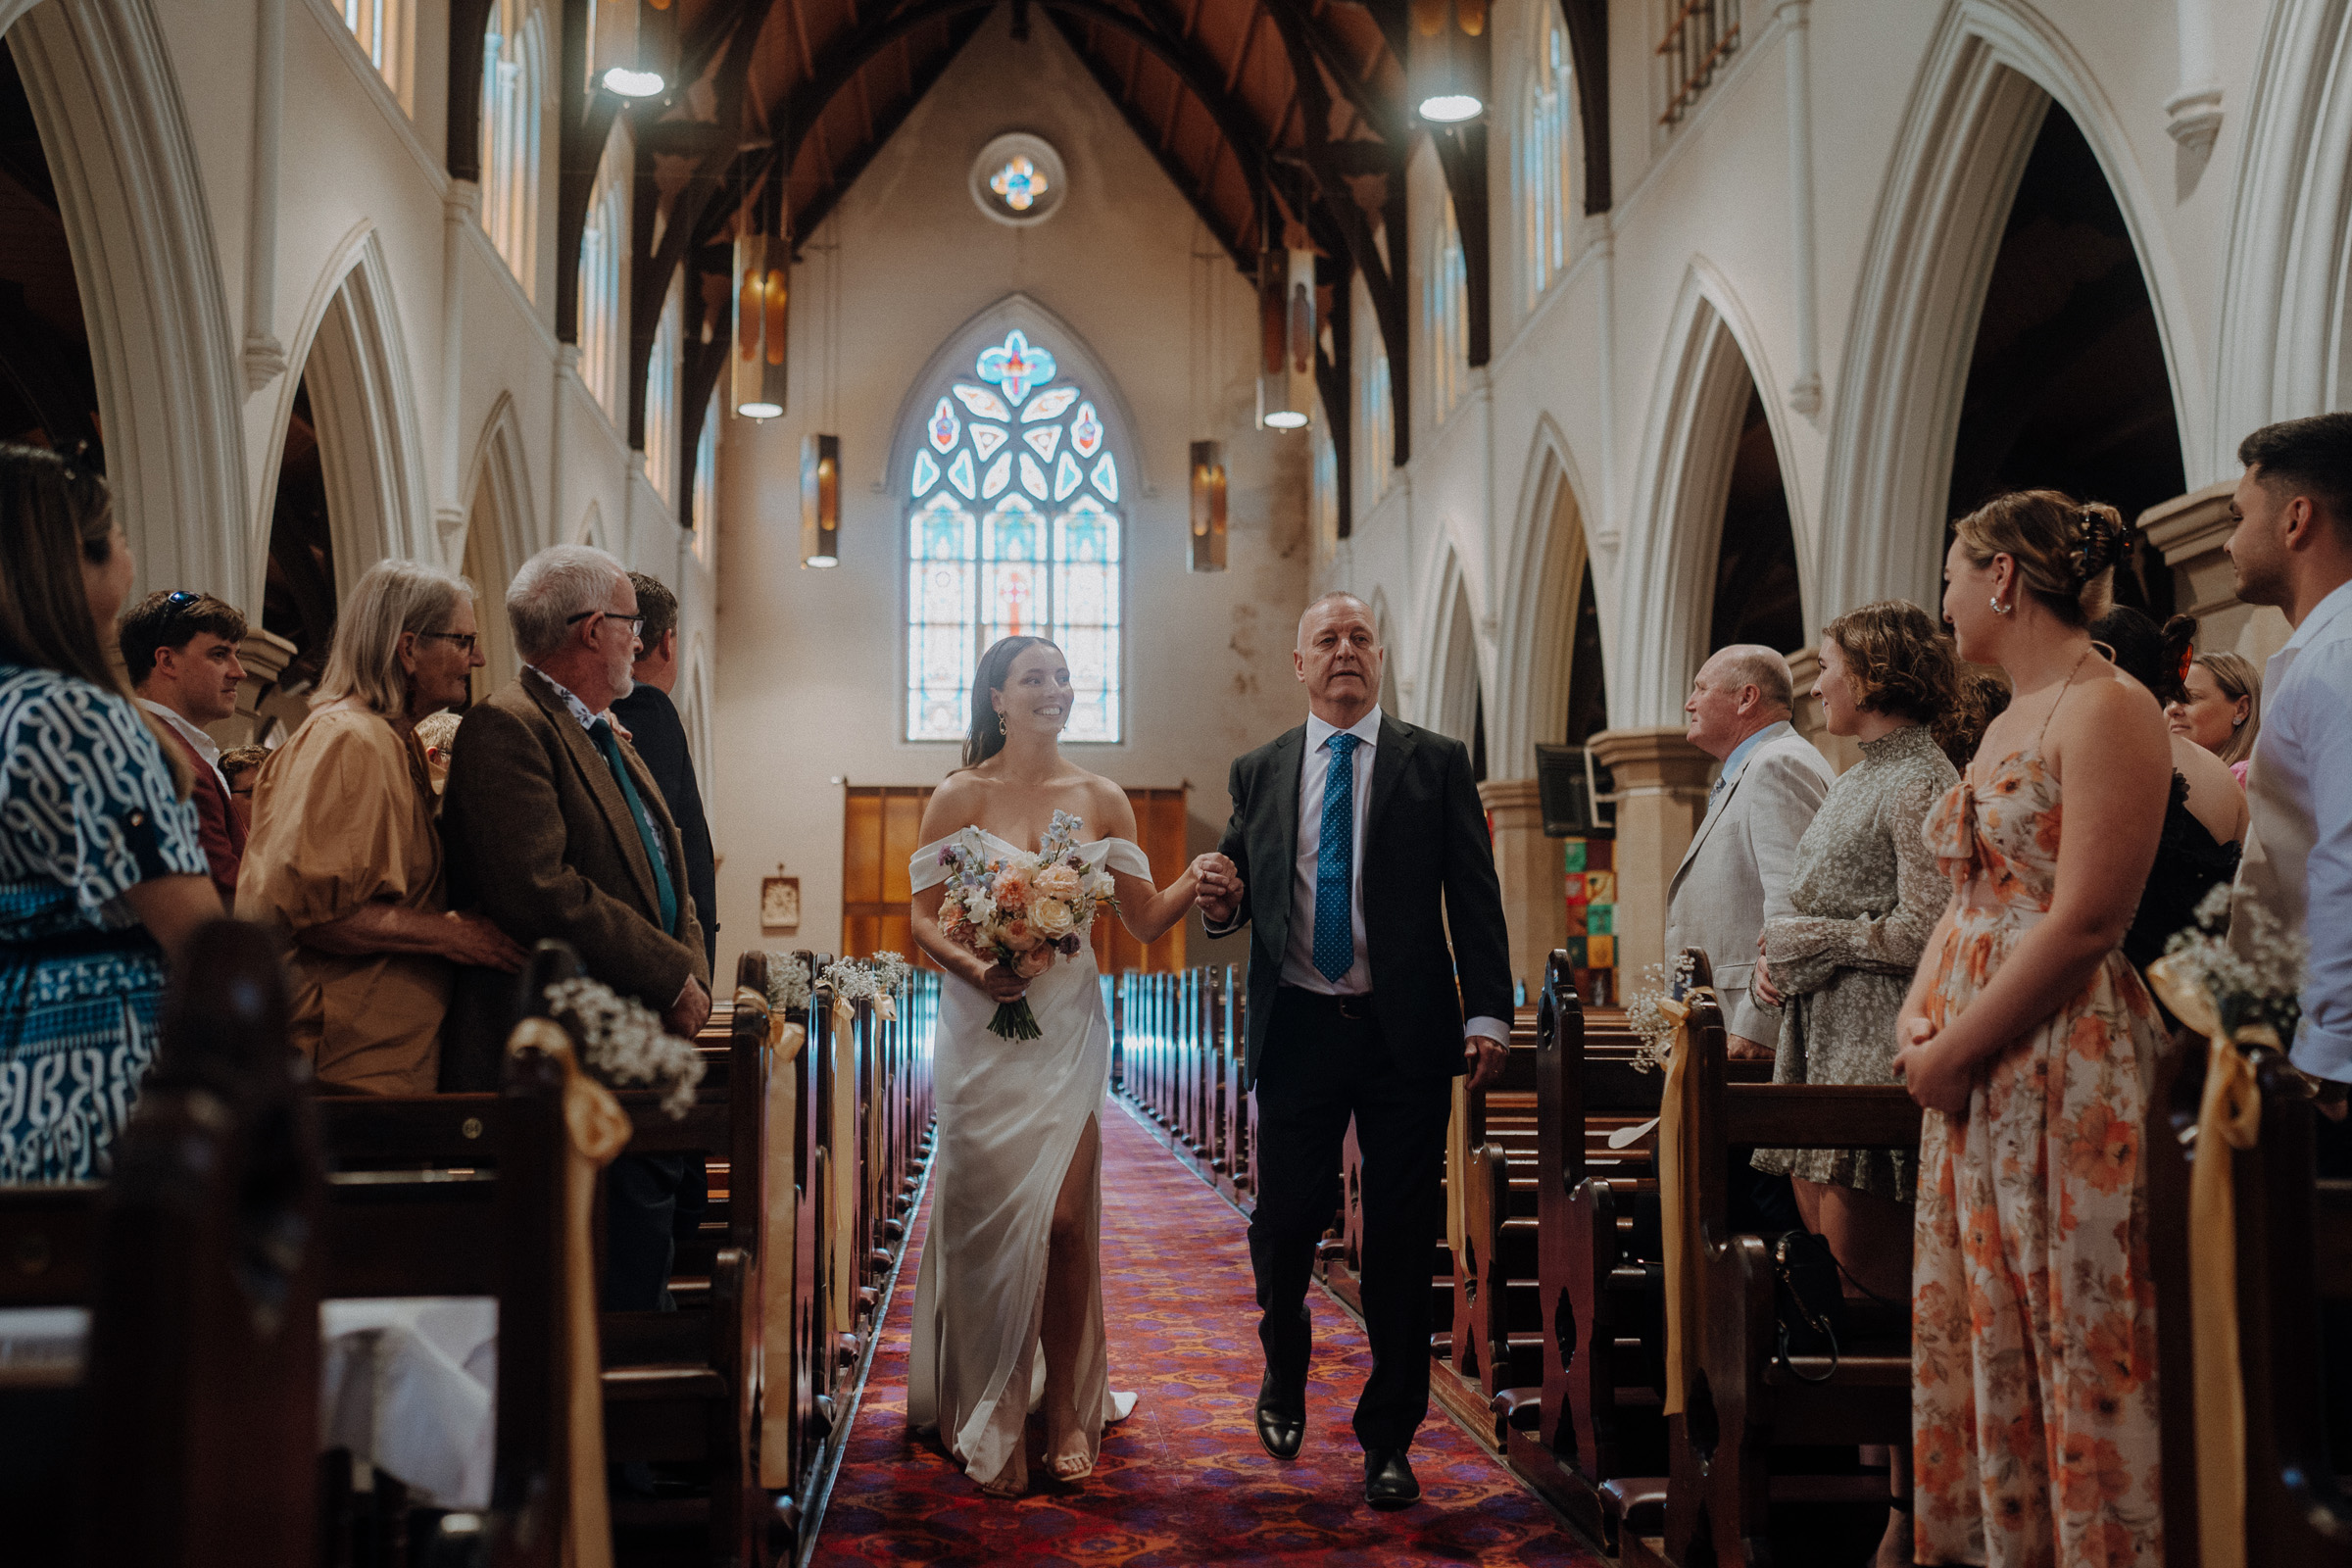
[{"x1": 589, "y1": 716, "x2": 680, "y2": 937}]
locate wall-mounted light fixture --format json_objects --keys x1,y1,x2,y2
[
  {"x1": 593, "y1": 0, "x2": 674, "y2": 99},
  {"x1": 1257, "y1": 231, "x2": 1314, "y2": 430},
  {"x1": 1409, "y1": 0, "x2": 1489, "y2": 123},
  {"x1": 1190, "y1": 440, "x2": 1228, "y2": 571},
  {"x1": 731, "y1": 223, "x2": 787, "y2": 420},
  {"x1": 801, "y1": 433, "x2": 840, "y2": 568}
]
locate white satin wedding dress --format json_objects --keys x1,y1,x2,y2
[{"x1": 906, "y1": 830, "x2": 1144, "y2": 1493}]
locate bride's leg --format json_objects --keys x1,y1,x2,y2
[{"x1": 1041, "y1": 1114, "x2": 1102, "y2": 1474}]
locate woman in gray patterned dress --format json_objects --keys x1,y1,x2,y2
[{"x1": 1750, "y1": 601, "x2": 1958, "y2": 1302}]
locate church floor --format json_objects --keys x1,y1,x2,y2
[{"x1": 813, "y1": 1096, "x2": 1599, "y2": 1566}]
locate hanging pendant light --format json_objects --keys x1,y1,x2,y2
[
  {"x1": 801, "y1": 433, "x2": 840, "y2": 567},
  {"x1": 731, "y1": 213, "x2": 787, "y2": 420},
  {"x1": 1257, "y1": 225, "x2": 1314, "y2": 430},
  {"x1": 1190, "y1": 440, "x2": 1228, "y2": 571},
  {"x1": 593, "y1": 0, "x2": 674, "y2": 99},
  {"x1": 1409, "y1": 0, "x2": 1489, "y2": 123}
]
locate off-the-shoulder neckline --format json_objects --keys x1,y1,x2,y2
[{"x1": 919, "y1": 827, "x2": 1147, "y2": 858}]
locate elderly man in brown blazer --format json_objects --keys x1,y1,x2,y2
[{"x1": 442, "y1": 543, "x2": 711, "y2": 1310}]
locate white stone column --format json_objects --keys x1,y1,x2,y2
[{"x1": 242, "y1": 0, "x2": 287, "y2": 391}]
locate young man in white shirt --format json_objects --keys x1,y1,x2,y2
[{"x1": 2224, "y1": 412, "x2": 2352, "y2": 1087}]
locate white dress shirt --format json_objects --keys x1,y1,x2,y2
[
  {"x1": 137, "y1": 697, "x2": 230, "y2": 795},
  {"x1": 1275, "y1": 707, "x2": 1507, "y2": 1046},
  {"x1": 2230, "y1": 576, "x2": 2352, "y2": 1081}
]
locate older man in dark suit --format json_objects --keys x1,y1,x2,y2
[
  {"x1": 442, "y1": 544, "x2": 710, "y2": 1310},
  {"x1": 1196, "y1": 591, "x2": 1512, "y2": 1509}
]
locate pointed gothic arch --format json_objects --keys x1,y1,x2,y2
[
  {"x1": 1819, "y1": 0, "x2": 2202, "y2": 617},
  {"x1": 257, "y1": 227, "x2": 433, "y2": 604},
  {"x1": 458, "y1": 393, "x2": 536, "y2": 687},
  {"x1": 1490, "y1": 417, "x2": 1598, "y2": 778},
  {"x1": 2214, "y1": 0, "x2": 2352, "y2": 451},
  {"x1": 4, "y1": 0, "x2": 245, "y2": 600},
  {"x1": 1425, "y1": 549, "x2": 1485, "y2": 748},
  {"x1": 1618, "y1": 270, "x2": 1802, "y2": 725},
  {"x1": 895, "y1": 294, "x2": 1139, "y2": 746}
]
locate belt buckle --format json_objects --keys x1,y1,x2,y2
[{"x1": 1336, "y1": 994, "x2": 1371, "y2": 1022}]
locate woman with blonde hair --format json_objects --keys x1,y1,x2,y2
[
  {"x1": 0, "y1": 446, "x2": 220, "y2": 1179},
  {"x1": 1895, "y1": 490, "x2": 2172, "y2": 1565},
  {"x1": 2168, "y1": 649, "x2": 2262, "y2": 784},
  {"x1": 238, "y1": 560, "x2": 524, "y2": 1093}
]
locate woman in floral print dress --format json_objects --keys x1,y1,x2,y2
[{"x1": 1891, "y1": 490, "x2": 2175, "y2": 1567}]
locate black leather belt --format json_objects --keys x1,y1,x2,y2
[{"x1": 1279, "y1": 985, "x2": 1376, "y2": 1022}]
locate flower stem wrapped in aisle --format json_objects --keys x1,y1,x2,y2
[{"x1": 934, "y1": 808, "x2": 1120, "y2": 1039}]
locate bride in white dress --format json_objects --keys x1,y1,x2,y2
[{"x1": 906, "y1": 636, "x2": 1215, "y2": 1496}]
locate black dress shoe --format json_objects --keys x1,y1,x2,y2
[
  {"x1": 1254, "y1": 1369, "x2": 1305, "y2": 1461},
  {"x1": 1363, "y1": 1447, "x2": 1420, "y2": 1508}
]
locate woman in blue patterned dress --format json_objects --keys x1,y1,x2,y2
[{"x1": 0, "y1": 446, "x2": 224, "y2": 1181}]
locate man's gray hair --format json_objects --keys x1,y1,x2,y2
[
  {"x1": 1715, "y1": 644, "x2": 1794, "y2": 712},
  {"x1": 509, "y1": 544, "x2": 626, "y2": 662}
]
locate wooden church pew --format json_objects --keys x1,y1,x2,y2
[
  {"x1": 2232, "y1": 1048, "x2": 2352, "y2": 1567},
  {"x1": 1623, "y1": 949, "x2": 1921, "y2": 1568}
]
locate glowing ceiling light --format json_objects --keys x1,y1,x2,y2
[{"x1": 602, "y1": 65, "x2": 665, "y2": 98}]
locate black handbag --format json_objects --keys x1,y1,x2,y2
[{"x1": 1769, "y1": 1230, "x2": 1846, "y2": 1381}]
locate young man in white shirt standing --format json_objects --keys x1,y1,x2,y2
[{"x1": 2223, "y1": 412, "x2": 2352, "y2": 1087}]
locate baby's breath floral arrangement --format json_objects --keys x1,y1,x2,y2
[
  {"x1": 2160, "y1": 884, "x2": 2305, "y2": 1048},
  {"x1": 1622, "y1": 954, "x2": 1697, "y2": 1072},
  {"x1": 764, "y1": 954, "x2": 813, "y2": 1016},
  {"x1": 544, "y1": 977, "x2": 707, "y2": 1119},
  {"x1": 821, "y1": 956, "x2": 880, "y2": 1005},
  {"x1": 868, "y1": 952, "x2": 914, "y2": 999}
]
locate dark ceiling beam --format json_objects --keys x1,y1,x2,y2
[
  {"x1": 444, "y1": 0, "x2": 498, "y2": 183},
  {"x1": 1557, "y1": 0, "x2": 1611, "y2": 212},
  {"x1": 1258, "y1": 0, "x2": 1408, "y2": 464},
  {"x1": 1314, "y1": 262, "x2": 1352, "y2": 537},
  {"x1": 554, "y1": 0, "x2": 623, "y2": 345},
  {"x1": 781, "y1": 0, "x2": 1279, "y2": 227},
  {"x1": 1429, "y1": 122, "x2": 1491, "y2": 366},
  {"x1": 621, "y1": 1, "x2": 775, "y2": 474},
  {"x1": 1048, "y1": 10, "x2": 1254, "y2": 270},
  {"x1": 787, "y1": 10, "x2": 996, "y2": 245}
]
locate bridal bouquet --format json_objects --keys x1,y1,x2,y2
[{"x1": 935, "y1": 809, "x2": 1118, "y2": 1040}]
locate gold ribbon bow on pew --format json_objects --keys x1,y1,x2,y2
[
  {"x1": 509, "y1": 1017, "x2": 632, "y2": 1568},
  {"x1": 748, "y1": 989, "x2": 808, "y2": 1493},
  {"x1": 1653, "y1": 986, "x2": 1715, "y2": 1420},
  {"x1": 2144, "y1": 955, "x2": 2268, "y2": 1568}
]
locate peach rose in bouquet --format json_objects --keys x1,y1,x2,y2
[{"x1": 933, "y1": 810, "x2": 1122, "y2": 1040}]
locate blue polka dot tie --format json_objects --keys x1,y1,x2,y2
[{"x1": 1313, "y1": 732, "x2": 1360, "y2": 983}]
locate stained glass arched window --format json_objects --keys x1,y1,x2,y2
[{"x1": 906, "y1": 328, "x2": 1123, "y2": 743}]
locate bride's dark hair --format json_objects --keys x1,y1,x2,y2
[{"x1": 961, "y1": 635, "x2": 1064, "y2": 768}]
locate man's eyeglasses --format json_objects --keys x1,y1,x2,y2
[
  {"x1": 565, "y1": 611, "x2": 645, "y2": 636},
  {"x1": 417, "y1": 631, "x2": 480, "y2": 654}
]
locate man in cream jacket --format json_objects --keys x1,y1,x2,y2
[{"x1": 1664, "y1": 645, "x2": 1835, "y2": 1055}]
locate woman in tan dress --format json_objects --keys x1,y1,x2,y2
[
  {"x1": 1893, "y1": 492, "x2": 2173, "y2": 1567},
  {"x1": 238, "y1": 562, "x2": 524, "y2": 1092}
]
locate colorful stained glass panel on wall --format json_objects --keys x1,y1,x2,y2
[{"x1": 905, "y1": 331, "x2": 1123, "y2": 742}]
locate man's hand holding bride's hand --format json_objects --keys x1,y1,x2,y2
[{"x1": 1193, "y1": 853, "x2": 1243, "y2": 926}]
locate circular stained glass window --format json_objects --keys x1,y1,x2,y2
[{"x1": 970, "y1": 133, "x2": 1066, "y2": 226}]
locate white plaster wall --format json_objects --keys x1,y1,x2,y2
[
  {"x1": 705, "y1": 10, "x2": 1314, "y2": 983},
  {"x1": 12, "y1": 0, "x2": 714, "y2": 728},
  {"x1": 1327, "y1": 0, "x2": 2334, "y2": 758}
]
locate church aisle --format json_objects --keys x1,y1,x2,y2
[{"x1": 815, "y1": 1096, "x2": 1596, "y2": 1565}]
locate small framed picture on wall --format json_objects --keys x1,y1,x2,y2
[{"x1": 760, "y1": 871, "x2": 802, "y2": 934}]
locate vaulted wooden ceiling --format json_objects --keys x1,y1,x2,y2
[{"x1": 444, "y1": 0, "x2": 1609, "y2": 530}]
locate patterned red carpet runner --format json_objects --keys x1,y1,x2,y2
[{"x1": 815, "y1": 1097, "x2": 1599, "y2": 1565}]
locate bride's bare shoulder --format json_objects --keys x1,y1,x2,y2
[
  {"x1": 1073, "y1": 771, "x2": 1139, "y2": 840},
  {"x1": 920, "y1": 771, "x2": 989, "y2": 839}
]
